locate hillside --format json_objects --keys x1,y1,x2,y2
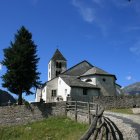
[
  {"x1": 122, "y1": 82, "x2": 140, "y2": 95},
  {"x1": 0, "y1": 89, "x2": 16, "y2": 106}
]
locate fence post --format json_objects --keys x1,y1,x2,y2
[
  {"x1": 75, "y1": 101, "x2": 77, "y2": 122},
  {"x1": 96, "y1": 104, "x2": 98, "y2": 116},
  {"x1": 88, "y1": 102, "x2": 91, "y2": 124},
  {"x1": 65, "y1": 101, "x2": 67, "y2": 116}
]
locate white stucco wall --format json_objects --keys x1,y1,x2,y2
[
  {"x1": 57, "y1": 77, "x2": 71, "y2": 101},
  {"x1": 35, "y1": 88, "x2": 42, "y2": 102},
  {"x1": 48, "y1": 61, "x2": 51, "y2": 81},
  {"x1": 80, "y1": 76, "x2": 97, "y2": 85},
  {"x1": 42, "y1": 86, "x2": 47, "y2": 102},
  {"x1": 96, "y1": 75, "x2": 116, "y2": 96}
]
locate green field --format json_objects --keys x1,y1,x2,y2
[
  {"x1": 108, "y1": 108, "x2": 133, "y2": 114},
  {"x1": 0, "y1": 117, "x2": 88, "y2": 140}
]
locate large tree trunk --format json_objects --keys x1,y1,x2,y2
[{"x1": 18, "y1": 93, "x2": 22, "y2": 105}]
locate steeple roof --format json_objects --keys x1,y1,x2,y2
[{"x1": 51, "y1": 49, "x2": 66, "y2": 61}]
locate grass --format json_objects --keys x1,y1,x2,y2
[
  {"x1": 107, "y1": 108, "x2": 133, "y2": 114},
  {"x1": 0, "y1": 117, "x2": 88, "y2": 140}
]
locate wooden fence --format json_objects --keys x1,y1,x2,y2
[
  {"x1": 66, "y1": 101, "x2": 100, "y2": 124},
  {"x1": 66, "y1": 101, "x2": 124, "y2": 140}
]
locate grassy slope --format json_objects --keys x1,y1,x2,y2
[
  {"x1": 0, "y1": 117, "x2": 88, "y2": 140},
  {"x1": 107, "y1": 108, "x2": 133, "y2": 114}
]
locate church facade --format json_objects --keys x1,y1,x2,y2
[{"x1": 35, "y1": 49, "x2": 122, "y2": 102}]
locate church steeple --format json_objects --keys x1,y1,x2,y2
[
  {"x1": 51, "y1": 49, "x2": 66, "y2": 61},
  {"x1": 48, "y1": 49, "x2": 67, "y2": 81}
]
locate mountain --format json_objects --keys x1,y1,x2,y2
[
  {"x1": 0, "y1": 89, "x2": 16, "y2": 106},
  {"x1": 122, "y1": 82, "x2": 140, "y2": 95}
]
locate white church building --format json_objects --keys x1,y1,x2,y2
[{"x1": 35, "y1": 49, "x2": 122, "y2": 102}]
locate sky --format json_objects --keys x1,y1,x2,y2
[{"x1": 0, "y1": 0, "x2": 140, "y2": 101}]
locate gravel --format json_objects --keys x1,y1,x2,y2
[{"x1": 104, "y1": 111, "x2": 140, "y2": 140}]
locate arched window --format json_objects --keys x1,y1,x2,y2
[
  {"x1": 85, "y1": 79, "x2": 92, "y2": 82},
  {"x1": 56, "y1": 71, "x2": 61, "y2": 76},
  {"x1": 56, "y1": 62, "x2": 62, "y2": 68},
  {"x1": 59, "y1": 62, "x2": 62, "y2": 68},
  {"x1": 56, "y1": 62, "x2": 59, "y2": 68}
]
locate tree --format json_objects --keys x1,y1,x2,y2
[{"x1": 1, "y1": 26, "x2": 40, "y2": 105}]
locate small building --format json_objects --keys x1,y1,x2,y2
[{"x1": 35, "y1": 49, "x2": 121, "y2": 102}]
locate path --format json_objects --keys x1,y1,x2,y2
[{"x1": 104, "y1": 111, "x2": 140, "y2": 140}]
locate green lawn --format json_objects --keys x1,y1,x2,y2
[
  {"x1": 107, "y1": 108, "x2": 133, "y2": 114},
  {"x1": 0, "y1": 117, "x2": 88, "y2": 140}
]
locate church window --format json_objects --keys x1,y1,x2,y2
[
  {"x1": 65, "y1": 89, "x2": 67, "y2": 94},
  {"x1": 56, "y1": 71, "x2": 58, "y2": 76},
  {"x1": 56, "y1": 71, "x2": 61, "y2": 76},
  {"x1": 52, "y1": 90, "x2": 57, "y2": 97},
  {"x1": 56, "y1": 62, "x2": 59, "y2": 68},
  {"x1": 49, "y1": 72, "x2": 50, "y2": 78},
  {"x1": 102, "y1": 78, "x2": 106, "y2": 82},
  {"x1": 49, "y1": 64, "x2": 50, "y2": 69},
  {"x1": 83, "y1": 88, "x2": 87, "y2": 95},
  {"x1": 85, "y1": 79, "x2": 92, "y2": 82},
  {"x1": 59, "y1": 62, "x2": 62, "y2": 68}
]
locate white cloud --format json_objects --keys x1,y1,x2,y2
[
  {"x1": 72, "y1": 0, "x2": 95, "y2": 23},
  {"x1": 0, "y1": 63, "x2": 2, "y2": 71},
  {"x1": 71, "y1": 0, "x2": 111, "y2": 36},
  {"x1": 126, "y1": 76, "x2": 132, "y2": 81},
  {"x1": 130, "y1": 41, "x2": 140, "y2": 56}
]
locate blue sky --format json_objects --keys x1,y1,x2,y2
[{"x1": 0, "y1": 0, "x2": 140, "y2": 101}]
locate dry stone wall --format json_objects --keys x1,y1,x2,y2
[
  {"x1": 93, "y1": 96, "x2": 140, "y2": 109},
  {"x1": 0, "y1": 102, "x2": 66, "y2": 126}
]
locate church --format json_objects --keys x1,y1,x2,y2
[{"x1": 35, "y1": 49, "x2": 122, "y2": 102}]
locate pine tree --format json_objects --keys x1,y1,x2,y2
[{"x1": 2, "y1": 26, "x2": 40, "y2": 105}]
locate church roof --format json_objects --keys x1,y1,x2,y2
[
  {"x1": 61, "y1": 60, "x2": 93, "y2": 76},
  {"x1": 60, "y1": 75, "x2": 99, "y2": 89},
  {"x1": 80, "y1": 67, "x2": 117, "y2": 79},
  {"x1": 51, "y1": 49, "x2": 66, "y2": 61},
  {"x1": 81, "y1": 67, "x2": 109, "y2": 75}
]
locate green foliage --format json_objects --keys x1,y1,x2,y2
[
  {"x1": 1, "y1": 26, "x2": 40, "y2": 105},
  {"x1": 0, "y1": 117, "x2": 88, "y2": 140}
]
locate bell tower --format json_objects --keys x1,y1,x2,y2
[{"x1": 48, "y1": 49, "x2": 67, "y2": 81}]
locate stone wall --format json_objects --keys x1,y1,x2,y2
[
  {"x1": 67, "y1": 110, "x2": 90, "y2": 124},
  {"x1": 93, "y1": 96, "x2": 140, "y2": 109},
  {"x1": 0, "y1": 102, "x2": 66, "y2": 126}
]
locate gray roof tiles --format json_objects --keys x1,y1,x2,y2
[
  {"x1": 80, "y1": 66, "x2": 117, "y2": 79},
  {"x1": 62, "y1": 60, "x2": 93, "y2": 76},
  {"x1": 51, "y1": 49, "x2": 66, "y2": 61},
  {"x1": 81, "y1": 67, "x2": 110, "y2": 76},
  {"x1": 60, "y1": 75, "x2": 99, "y2": 89}
]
